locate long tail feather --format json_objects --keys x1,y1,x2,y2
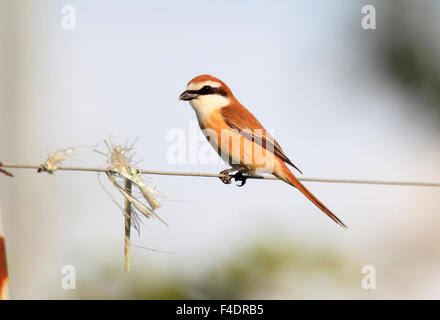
[{"x1": 275, "y1": 162, "x2": 347, "y2": 228}]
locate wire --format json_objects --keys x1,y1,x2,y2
[{"x1": 1, "y1": 163, "x2": 440, "y2": 187}]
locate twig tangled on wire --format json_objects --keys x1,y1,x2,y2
[
  {"x1": 95, "y1": 137, "x2": 166, "y2": 229},
  {"x1": 37, "y1": 147, "x2": 76, "y2": 174}
]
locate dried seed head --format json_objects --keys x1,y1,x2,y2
[
  {"x1": 41, "y1": 148, "x2": 75, "y2": 174},
  {"x1": 97, "y1": 137, "x2": 165, "y2": 230}
]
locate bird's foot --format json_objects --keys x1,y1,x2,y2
[
  {"x1": 233, "y1": 171, "x2": 248, "y2": 187},
  {"x1": 219, "y1": 167, "x2": 248, "y2": 185},
  {"x1": 219, "y1": 169, "x2": 234, "y2": 184}
]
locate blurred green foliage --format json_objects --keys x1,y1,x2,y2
[
  {"x1": 374, "y1": 0, "x2": 440, "y2": 116},
  {"x1": 72, "y1": 238, "x2": 355, "y2": 299}
]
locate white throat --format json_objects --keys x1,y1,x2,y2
[{"x1": 190, "y1": 94, "x2": 230, "y2": 121}]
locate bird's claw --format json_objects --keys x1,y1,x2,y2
[
  {"x1": 219, "y1": 173, "x2": 233, "y2": 184},
  {"x1": 233, "y1": 172, "x2": 247, "y2": 187},
  {"x1": 219, "y1": 168, "x2": 248, "y2": 186}
]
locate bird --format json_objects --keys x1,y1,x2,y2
[{"x1": 179, "y1": 74, "x2": 346, "y2": 228}]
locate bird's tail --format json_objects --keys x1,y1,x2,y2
[{"x1": 274, "y1": 161, "x2": 347, "y2": 228}]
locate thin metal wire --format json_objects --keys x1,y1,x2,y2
[{"x1": 1, "y1": 163, "x2": 440, "y2": 188}]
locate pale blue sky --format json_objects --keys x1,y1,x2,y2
[{"x1": 1, "y1": 0, "x2": 440, "y2": 298}]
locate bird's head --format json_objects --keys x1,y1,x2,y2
[{"x1": 179, "y1": 75, "x2": 234, "y2": 115}]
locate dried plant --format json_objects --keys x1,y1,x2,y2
[
  {"x1": 38, "y1": 147, "x2": 76, "y2": 174},
  {"x1": 96, "y1": 137, "x2": 166, "y2": 231}
]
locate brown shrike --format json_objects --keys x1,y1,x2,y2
[{"x1": 179, "y1": 74, "x2": 346, "y2": 228}]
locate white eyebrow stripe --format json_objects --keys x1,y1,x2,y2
[{"x1": 187, "y1": 81, "x2": 222, "y2": 91}]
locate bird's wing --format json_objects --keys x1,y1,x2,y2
[{"x1": 221, "y1": 105, "x2": 302, "y2": 174}]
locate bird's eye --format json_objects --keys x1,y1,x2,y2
[{"x1": 200, "y1": 85, "x2": 212, "y2": 94}]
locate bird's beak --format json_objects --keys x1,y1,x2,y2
[{"x1": 179, "y1": 90, "x2": 198, "y2": 101}]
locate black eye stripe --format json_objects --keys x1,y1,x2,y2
[
  {"x1": 197, "y1": 86, "x2": 227, "y2": 96},
  {"x1": 184, "y1": 86, "x2": 227, "y2": 97}
]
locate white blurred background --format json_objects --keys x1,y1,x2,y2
[{"x1": 1, "y1": 0, "x2": 440, "y2": 299}]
